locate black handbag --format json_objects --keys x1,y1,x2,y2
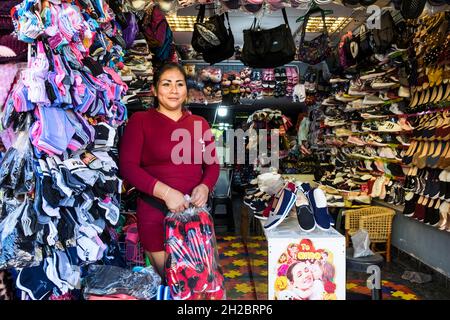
[
  {"x1": 202, "y1": 11, "x2": 235, "y2": 64},
  {"x1": 191, "y1": 5, "x2": 228, "y2": 53},
  {"x1": 240, "y1": 8, "x2": 296, "y2": 68}
]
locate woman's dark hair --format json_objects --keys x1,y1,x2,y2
[{"x1": 153, "y1": 62, "x2": 187, "y2": 90}]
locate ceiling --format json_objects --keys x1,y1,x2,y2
[{"x1": 171, "y1": 0, "x2": 393, "y2": 45}]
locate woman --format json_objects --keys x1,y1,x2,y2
[{"x1": 119, "y1": 62, "x2": 220, "y2": 277}]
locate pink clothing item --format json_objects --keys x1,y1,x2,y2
[{"x1": 0, "y1": 63, "x2": 18, "y2": 110}]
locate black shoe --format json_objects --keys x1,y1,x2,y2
[
  {"x1": 296, "y1": 193, "x2": 316, "y2": 232},
  {"x1": 403, "y1": 193, "x2": 419, "y2": 216}
]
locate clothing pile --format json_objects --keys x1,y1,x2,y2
[{"x1": 0, "y1": 0, "x2": 129, "y2": 300}]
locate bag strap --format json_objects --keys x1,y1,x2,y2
[
  {"x1": 281, "y1": 8, "x2": 290, "y2": 28},
  {"x1": 196, "y1": 4, "x2": 206, "y2": 23},
  {"x1": 224, "y1": 11, "x2": 231, "y2": 31}
]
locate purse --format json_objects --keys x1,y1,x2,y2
[
  {"x1": 191, "y1": 5, "x2": 228, "y2": 53},
  {"x1": 297, "y1": 10, "x2": 331, "y2": 65},
  {"x1": 202, "y1": 11, "x2": 235, "y2": 64},
  {"x1": 240, "y1": 8, "x2": 296, "y2": 68}
]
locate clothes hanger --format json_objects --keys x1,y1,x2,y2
[{"x1": 296, "y1": 2, "x2": 333, "y2": 23}]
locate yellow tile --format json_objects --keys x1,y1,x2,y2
[
  {"x1": 232, "y1": 259, "x2": 248, "y2": 267},
  {"x1": 234, "y1": 283, "x2": 253, "y2": 294},
  {"x1": 224, "y1": 270, "x2": 242, "y2": 279},
  {"x1": 223, "y1": 250, "x2": 240, "y2": 257}
]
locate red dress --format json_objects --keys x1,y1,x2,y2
[{"x1": 119, "y1": 109, "x2": 220, "y2": 252}]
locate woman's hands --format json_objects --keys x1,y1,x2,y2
[
  {"x1": 165, "y1": 189, "x2": 189, "y2": 213},
  {"x1": 190, "y1": 183, "x2": 209, "y2": 208}
]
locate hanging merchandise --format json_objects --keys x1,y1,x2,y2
[
  {"x1": 400, "y1": 0, "x2": 427, "y2": 20},
  {"x1": 241, "y1": 8, "x2": 296, "y2": 68},
  {"x1": 0, "y1": 0, "x2": 130, "y2": 300},
  {"x1": 372, "y1": 10, "x2": 397, "y2": 54},
  {"x1": 164, "y1": 205, "x2": 225, "y2": 300},
  {"x1": 192, "y1": 7, "x2": 235, "y2": 65},
  {"x1": 297, "y1": 8, "x2": 331, "y2": 65},
  {"x1": 141, "y1": 3, "x2": 174, "y2": 63}
]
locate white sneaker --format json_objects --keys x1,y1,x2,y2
[
  {"x1": 377, "y1": 121, "x2": 403, "y2": 132},
  {"x1": 363, "y1": 95, "x2": 385, "y2": 105},
  {"x1": 371, "y1": 80, "x2": 398, "y2": 90}
]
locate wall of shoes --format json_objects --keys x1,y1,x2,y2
[
  {"x1": 401, "y1": 10, "x2": 450, "y2": 232},
  {"x1": 313, "y1": 9, "x2": 450, "y2": 233}
]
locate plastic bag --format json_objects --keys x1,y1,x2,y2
[
  {"x1": 351, "y1": 229, "x2": 374, "y2": 258},
  {"x1": 164, "y1": 206, "x2": 225, "y2": 300},
  {"x1": 82, "y1": 264, "x2": 161, "y2": 300}
]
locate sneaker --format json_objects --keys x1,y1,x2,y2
[
  {"x1": 347, "y1": 136, "x2": 366, "y2": 146},
  {"x1": 377, "y1": 121, "x2": 402, "y2": 132},
  {"x1": 363, "y1": 95, "x2": 385, "y2": 105},
  {"x1": 306, "y1": 188, "x2": 331, "y2": 231},
  {"x1": 295, "y1": 190, "x2": 316, "y2": 232},
  {"x1": 264, "y1": 189, "x2": 297, "y2": 231},
  {"x1": 389, "y1": 102, "x2": 405, "y2": 115},
  {"x1": 371, "y1": 79, "x2": 398, "y2": 90},
  {"x1": 360, "y1": 70, "x2": 387, "y2": 80}
]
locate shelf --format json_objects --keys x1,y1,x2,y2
[
  {"x1": 187, "y1": 97, "x2": 306, "y2": 113},
  {"x1": 180, "y1": 59, "x2": 305, "y2": 67}
]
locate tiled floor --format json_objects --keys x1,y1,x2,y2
[{"x1": 213, "y1": 196, "x2": 450, "y2": 300}]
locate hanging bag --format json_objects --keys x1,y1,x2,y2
[
  {"x1": 297, "y1": 10, "x2": 330, "y2": 65},
  {"x1": 191, "y1": 5, "x2": 224, "y2": 52},
  {"x1": 240, "y1": 8, "x2": 296, "y2": 68},
  {"x1": 202, "y1": 11, "x2": 235, "y2": 64},
  {"x1": 191, "y1": 5, "x2": 235, "y2": 64}
]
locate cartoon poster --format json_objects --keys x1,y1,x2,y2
[{"x1": 273, "y1": 239, "x2": 338, "y2": 300}]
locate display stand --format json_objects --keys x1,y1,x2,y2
[{"x1": 261, "y1": 215, "x2": 346, "y2": 300}]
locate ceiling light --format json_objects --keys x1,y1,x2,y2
[
  {"x1": 305, "y1": 16, "x2": 352, "y2": 33},
  {"x1": 166, "y1": 15, "x2": 196, "y2": 32}
]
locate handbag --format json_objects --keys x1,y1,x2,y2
[
  {"x1": 240, "y1": 8, "x2": 296, "y2": 68},
  {"x1": 297, "y1": 10, "x2": 331, "y2": 65},
  {"x1": 202, "y1": 11, "x2": 235, "y2": 64},
  {"x1": 191, "y1": 5, "x2": 229, "y2": 53}
]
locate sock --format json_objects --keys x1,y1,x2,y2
[{"x1": 38, "y1": 159, "x2": 63, "y2": 207}]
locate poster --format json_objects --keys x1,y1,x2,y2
[{"x1": 268, "y1": 233, "x2": 345, "y2": 300}]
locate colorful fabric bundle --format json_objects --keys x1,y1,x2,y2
[{"x1": 164, "y1": 207, "x2": 225, "y2": 300}]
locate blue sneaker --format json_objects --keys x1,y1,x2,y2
[
  {"x1": 306, "y1": 188, "x2": 331, "y2": 231},
  {"x1": 264, "y1": 188, "x2": 297, "y2": 231}
]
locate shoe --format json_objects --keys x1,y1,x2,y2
[
  {"x1": 306, "y1": 188, "x2": 331, "y2": 231},
  {"x1": 371, "y1": 80, "x2": 398, "y2": 90},
  {"x1": 363, "y1": 95, "x2": 385, "y2": 105},
  {"x1": 377, "y1": 121, "x2": 403, "y2": 132},
  {"x1": 347, "y1": 136, "x2": 366, "y2": 146},
  {"x1": 389, "y1": 103, "x2": 406, "y2": 115},
  {"x1": 264, "y1": 189, "x2": 297, "y2": 231},
  {"x1": 295, "y1": 190, "x2": 316, "y2": 232}
]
